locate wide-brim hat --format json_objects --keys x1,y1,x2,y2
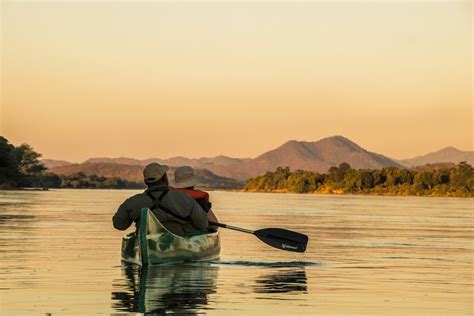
[
  {"x1": 174, "y1": 166, "x2": 199, "y2": 188},
  {"x1": 143, "y1": 163, "x2": 169, "y2": 183}
]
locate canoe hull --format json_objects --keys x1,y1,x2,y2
[{"x1": 121, "y1": 208, "x2": 220, "y2": 265}]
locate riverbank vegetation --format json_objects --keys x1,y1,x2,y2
[
  {"x1": 0, "y1": 136, "x2": 46, "y2": 189},
  {"x1": 245, "y1": 163, "x2": 474, "y2": 197},
  {"x1": 0, "y1": 137, "x2": 143, "y2": 189},
  {"x1": 42, "y1": 172, "x2": 145, "y2": 189}
]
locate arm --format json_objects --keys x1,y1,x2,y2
[
  {"x1": 199, "y1": 191, "x2": 218, "y2": 227},
  {"x1": 112, "y1": 199, "x2": 133, "y2": 230},
  {"x1": 187, "y1": 198, "x2": 209, "y2": 231},
  {"x1": 207, "y1": 209, "x2": 219, "y2": 230},
  {"x1": 196, "y1": 199, "x2": 212, "y2": 213}
]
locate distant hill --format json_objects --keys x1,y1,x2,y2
[
  {"x1": 50, "y1": 163, "x2": 145, "y2": 182},
  {"x1": 44, "y1": 136, "x2": 471, "y2": 182},
  {"x1": 84, "y1": 157, "x2": 143, "y2": 165},
  {"x1": 46, "y1": 136, "x2": 404, "y2": 181},
  {"x1": 402, "y1": 147, "x2": 474, "y2": 167},
  {"x1": 410, "y1": 162, "x2": 456, "y2": 171},
  {"x1": 41, "y1": 159, "x2": 73, "y2": 169},
  {"x1": 84, "y1": 155, "x2": 251, "y2": 168},
  {"x1": 49, "y1": 163, "x2": 244, "y2": 189},
  {"x1": 82, "y1": 155, "x2": 252, "y2": 181},
  {"x1": 216, "y1": 136, "x2": 402, "y2": 180}
]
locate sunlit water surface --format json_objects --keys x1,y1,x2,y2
[{"x1": 0, "y1": 190, "x2": 472, "y2": 315}]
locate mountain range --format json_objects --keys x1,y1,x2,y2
[
  {"x1": 49, "y1": 162, "x2": 244, "y2": 189},
  {"x1": 401, "y1": 146, "x2": 474, "y2": 167},
  {"x1": 44, "y1": 136, "x2": 474, "y2": 185}
]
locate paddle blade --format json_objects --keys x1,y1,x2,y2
[{"x1": 255, "y1": 228, "x2": 308, "y2": 253}]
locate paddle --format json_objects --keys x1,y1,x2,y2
[{"x1": 209, "y1": 221, "x2": 308, "y2": 253}]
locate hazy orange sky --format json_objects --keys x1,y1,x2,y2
[{"x1": 1, "y1": 1, "x2": 472, "y2": 162}]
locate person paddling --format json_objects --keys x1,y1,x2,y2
[
  {"x1": 172, "y1": 166, "x2": 219, "y2": 228},
  {"x1": 112, "y1": 163, "x2": 208, "y2": 236}
]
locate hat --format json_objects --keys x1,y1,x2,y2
[
  {"x1": 174, "y1": 166, "x2": 199, "y2": 188},
  {"x1": 143, "y1": 163, "x2": 169, "y2": 183}
]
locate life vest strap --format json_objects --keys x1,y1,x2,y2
[{"x1": 145, "y1": 189, "x2": 190, "y2": 222}]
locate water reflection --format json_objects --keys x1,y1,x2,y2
[
  {"x1": 112, "y1": 263, "x2": 309, "y2": 314},
  {"x1": 0, "y1": 196, "x2": 37, "y2": 232},
  {"x1": 112, "y1": 263, "x2": 218, "y2": 315},
  {"x1": 0, "y1": 214, "x2": 36, "y2": 224},
  {"x1": 253, "y1": 268, "x2": 308, "y2": 294}
]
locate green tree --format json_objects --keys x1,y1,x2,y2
[
  {"x1": 13, "y1": 144, "x2": 46, "y2": 187},
  {"x1": 357, "y1": 169, "x2": 375, "y2": 190},
  {"x1": 288, "y1": 174, "x2": 308, "y2": 193},
  {"x1": 342, "y1": 169, "x2": 358, "y2": 192},
  {"x1": 449, "y1": 162, "x2": 473, "y2": 194},
  {"x1": 372, "y1": 170, "x2": 386, "y2": 187},
  {"x1": 384, "y1": 167, "x2": 401, "y2": 186},
  {"x1": 0, "y1": 136, "x2": 21, "y2": 187},
  {"x1": 434, "y1": 169, "x2": 450, "y2": 185},
  {"x1": 274, "y1": 166, "x2": 291, "y2": 189},
  {"x1": 413, "y1": 170, "x2": 435, "y2": 191},
  {"x1": 15, "y1": 144, "x2": 46, "y2": 176},
  {"x1": 398, "y1": 169, "x2": 415, "y2": 185},
  {"x1": 328, "y1": 162, "x2": 352, "y2": 184}
]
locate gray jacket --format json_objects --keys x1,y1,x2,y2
[{"x1": 112, "y1": 186, "x2": 209, "y2": 236}]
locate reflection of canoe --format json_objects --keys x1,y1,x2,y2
[
  {"x1": 121, "y1": 208, "x2": 220, "y2": 265},
  {"x1": 112, "y1": 263, "x2": 219, "y2": 314}
]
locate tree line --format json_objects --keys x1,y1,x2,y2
[
  {"x1": 0, "y1": 136, "x2": 144, "y2": 189},
  {"x1": 245, "y1": 162, "x2": 474, "y2": 197},
  {"x1": 2, "y1": 136, "x2": 473, "y2": 195}
]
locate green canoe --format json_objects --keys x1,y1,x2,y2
[{"x1": 121, "y1": 208, "x2": 220, "y2": 265}]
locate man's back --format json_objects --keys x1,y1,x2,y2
[{"x1": 112, "y1": 189, "x2": 209, "y2": 236}]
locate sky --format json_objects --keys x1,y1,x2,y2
[{"x1": 1, "y1": 1, "x2": 472, "y2": 162}]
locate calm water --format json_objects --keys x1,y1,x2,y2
[{"x1": 0, "y1": 190, "x2": 472, "y2": 315}]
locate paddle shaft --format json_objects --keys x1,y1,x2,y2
[{"x1": 209, "y1": 221, "x2": 253, "y2": 234}]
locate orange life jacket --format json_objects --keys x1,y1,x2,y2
[
  {"x1": 171, "y1": 187, "x2": 209, "y2": 202},
  {"x1": 170, "y1": 187, "x2": 212, "y2": 212}
]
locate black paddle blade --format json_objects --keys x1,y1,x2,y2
[{"x1": 254, "y1": 228, "x2": 308, "y2": 253}]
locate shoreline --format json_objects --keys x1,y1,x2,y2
[
  {"x1": 1, "y1": 187, "x2": 471, "y2": 198},
  {"x1": 238, "y1": 189, "x2": 473, "y2": 198},
  {"x1": 0, "y1": 187, "x2": 49, "y2": 191}
]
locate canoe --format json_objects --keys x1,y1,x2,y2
[{"x1": 121, "y1": 208, "x2": 220, "y2": 265}]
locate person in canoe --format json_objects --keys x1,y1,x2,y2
[
  {"x1": 172, "y1": 166, "x2": 219, "y2": 228},
  {"x1": 112, "y1": 163, "x2": 209, "y2": 236}
]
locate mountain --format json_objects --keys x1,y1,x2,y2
[
  {"x1": 198, "y1": 155, "x2": 252, "y2": 167},
  {"x1": 410, "y1": 162, "x2": 456, "y2": 171},
  {"x1": 50, "y1": 163, "x2": 145, "y2": 182},
  {"x1": 215, "y1": 136, "x2": 402, "y2": 180},
  {"x1": 84, "y1": 155, "x2": 251, "y2": 168},
  {"x1": 84, "y1": 157, "x2": 143, "y2": 165},
  {"x1": 48, "y1": 136, "x2": 403, "y2": 181},
  {"x1": 402, "y1": 147, "x2": 474, "y2": 167},
  {"x1": 49, "y1": 163, "x2": 244, "y2": 189},
  {"x1": 41, "y1": 159, "x2": 73, "y2": 169},
  {"x1": 45, "y1": 136, "x2": 470, "y2": 183}
]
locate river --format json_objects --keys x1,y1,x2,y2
[{"x1": 0, "y1": 189, "x2": 472, "y2": 315}]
